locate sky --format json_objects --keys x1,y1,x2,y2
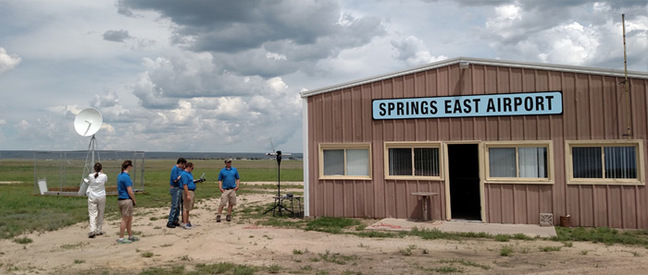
[{"x1": 0, "y1": 0, "x2": 647, "y2": 153}]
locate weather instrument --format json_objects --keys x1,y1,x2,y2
[
  {"x1": 74, "y1": 108, "x2": 103, "y2": 195},
  {"x1": 263, "y1": 150, "x2": 295, "y2": 217}
]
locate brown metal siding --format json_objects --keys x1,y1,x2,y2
[{"x1": 307, "y1": 63, "x2": 648, "y2": 229}]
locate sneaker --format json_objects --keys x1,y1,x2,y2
[
  {"x1": 95, "y1": 231, "x2": 104, "y2": 236},
  {"x1": 173, "y1": 221, "x2": 181, "y2": 227},
  {"x1": 117, "y1": 238, "x2": 132, "y2": 244},
  {"x1": 88, "y1": 232, "x2": 96, "y2": 239},
  {"x1": 182, "y1": 223, "x2": 192, "y2": 230},
  {"x1": 166, "y1": 222, "x2": 176, "y2": 228},
  {"x1": 216, "y1": 215, "x2": 221, "y2": 222},
  {"x1": 226, "y1": 214, "x2": 231, "y2": 222},
  {"x1": 128, "y1": 235, "x2": 140, "y2": 242}
]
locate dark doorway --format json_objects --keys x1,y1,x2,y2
[{"x1": 448, "y1": 144, "x2": 481, "y2": 220}]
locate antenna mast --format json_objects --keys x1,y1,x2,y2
[{"x1": 622, "y1": 14, "x2": 632, "y2": 138}]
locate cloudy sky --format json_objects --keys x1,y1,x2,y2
[{"x1": 0, "y1": 0, "x2": 646, "y2": 153}]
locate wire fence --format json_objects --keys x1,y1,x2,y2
[{"x1": 33, "y1": 150, "x2": 145, "y2": 195}]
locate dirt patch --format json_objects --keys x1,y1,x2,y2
[{"x1": 1, "y1": 184, "x2": 647, "y2": 274}]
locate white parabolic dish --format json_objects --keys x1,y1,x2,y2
[{"x1": 74, "y1": 108, "x2": 103, "y2": 137}]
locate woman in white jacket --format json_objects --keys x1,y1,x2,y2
[{"x1": 87, "y1": 162, "x2": 107, "y2": 238}]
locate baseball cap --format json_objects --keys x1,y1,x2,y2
[{"x1": 225, "y1": 159, "x2": 232, "y2": 163}]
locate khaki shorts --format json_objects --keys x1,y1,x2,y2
[
  {"x1": 219, "y1": 189, "x2": 237, "y2": 207},
  {"x1": 118, "y1": 199, "x2": 133, "y2": 217},
  {"x1": 183, "y1": 190, "x2": 195, "y2": 211}
]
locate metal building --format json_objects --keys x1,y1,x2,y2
[{"x1": 300, "y1": 57, "x2": 648, "y2": 229}]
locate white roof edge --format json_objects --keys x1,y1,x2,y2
[{"x1": 300, "y1": 57, "x2": 648, "y2": 98}]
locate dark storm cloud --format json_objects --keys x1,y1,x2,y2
[
  {"x1": 119, "y1": 1, "x2": 339, "y2": 52},
  {"x1": 117, "y1": 0, "x2": 384, "y2": 56},
  {"x1": 118, "y1": 0, "x2": 386, "y2": 93},
  {"x1": 103, "y1": 29, "x2": 132, "y2": 42}
]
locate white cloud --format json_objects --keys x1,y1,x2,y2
[
  {"x1": 391, "y1": 36, "x2": 447, "y2": 66},
  {"x1": 0, "y1": 48, "x2": 21, "y2": 74},
  {"x1": 265, "y1": 52, "x2": 287, "y2": 61}
]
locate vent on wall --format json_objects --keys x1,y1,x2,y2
[{"x1": 539, "y1": 213, "x2": 554, "y2": 227}]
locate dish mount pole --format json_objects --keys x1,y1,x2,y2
[{"x1": 79, "y1": 134, "x2": 100, "y2": 195}]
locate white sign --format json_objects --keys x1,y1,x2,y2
[{"x1": 372, "y1": 91, "x2": 562, "y2": 120}]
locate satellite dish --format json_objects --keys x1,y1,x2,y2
[
  {"x1": 74, "y1": 108, "x2": 103, "y2": 137},
  {"x1": 74, "y1": 107, "x2": 103, "y2": 196}
]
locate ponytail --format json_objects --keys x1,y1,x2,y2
[
  {"x1": 93, "y1": 162, "x2": 102, "y2": 179},
  {"x1": 121, "y1": 160, "x2": 133, "y2": 172}
]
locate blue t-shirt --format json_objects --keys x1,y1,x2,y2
[
  {"x1": 117, "y1": 172, "x2": 133, "y2": 199},
  {"x1": 170, "y1": 165, "x2": 182, "y2": 187},
  {"x1": 218, "y1": 167, "x2": 239, "y2": 189},
  {"x1": 181, "y1": 170, "x2": 196, "y2": 191}
]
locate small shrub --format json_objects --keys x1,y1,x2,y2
[
  {"x1": 319, "y1": 250, "x2": 358, "y2": 265},
  {"x1": 432, "y1": 266, "x2": 462, "y2": 273},
  {"x1": 141, "y1": 251, "x2": 154, "y2": 258},
  {"x1": 500, "y1": 245, "x2": 514, "y2": 256},
  {"x1": 13, "y1": 237, "x2": 32, "y2": 244},
  {"x1": 399, "y1": 246, "x2": 413, "y2": 256},
  {"x1": 494, "y1": 234, "x2": 510, "y2": 242},
  {"x1": 539, "y1": 246, "x2": 562, "y2": 252},
  {"x1": 267, "y1": 264, "x2": 281, "y2": 273},
  {"x1": 512, "y1": 233, "x2": 533, "y2": 240},
  {"x1": 293, "y1": 249, "x2": 307, "y2": 255}
]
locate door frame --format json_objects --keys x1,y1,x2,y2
[{"x1": 443, "y1": 141, "x2": 486, "y2": 222}]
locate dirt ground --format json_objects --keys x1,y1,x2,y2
[{"x1": 1, "y1": 182, "x2": 648, "y2": 275}]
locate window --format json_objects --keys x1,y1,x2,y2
[
  {"x1": 567, "y1": 140, "x2": 644, "y2": 185},
  {"x1": 319, "y1": 143, "x2": 371, "y2": 179},
  {"x1": 485, "y1": 141, "x2": 553, "y2": 184},
  {"x1": 385, "y1": 142, "x2": 441, "y2": 179}
]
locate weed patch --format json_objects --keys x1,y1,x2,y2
[
  {"x1": 13, "y1": 237, "x2": 32, "y2": 244},
  {"x1": 500, "y1": 245, "x2": 514, "y2": 256}
]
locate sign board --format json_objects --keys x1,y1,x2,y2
[{"x1": 372, "y1": 91, "x2": 562, "y2": 120}]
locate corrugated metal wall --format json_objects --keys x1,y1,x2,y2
[{"x1": 306, "y1": 63, "x2": 648, "y2": 228}]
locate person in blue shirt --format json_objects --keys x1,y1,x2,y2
[
  {"x1": 181, "y1": 162, "x2": 204, "y2": 229},
  {"x1": 167, "y1": 158, "x2": 187, "y2": 228},
  {"x1": 116, "y1": 160, "x2": 138, "y2": 244},
  {"x1": 217, "y1": 159, "x2": 240, "y2": 222}
]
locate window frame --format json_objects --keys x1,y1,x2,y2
[
  {"x1": 566, "y1": 140, "x2": 645, "y2": 185},
  {"x1": 384, "y1": 142, "x2": 443, "y2": 180},
  {"x1": 319, "y1": 143, "x2": 372, "y2": 180},
  {"x1": 483, "y1": 140, "x2": 554, "y2": 184}
]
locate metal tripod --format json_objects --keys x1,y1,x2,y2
[
  {"x1": 78, "y1": 134, "x2": 100, "y2": 195},
  {"x1": 263, "y1": 151, "x2": 293, "y2": 216}
]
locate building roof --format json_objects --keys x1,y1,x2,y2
[{"x1": 300, "y1": 57, "x2": 648, "y2": 98}]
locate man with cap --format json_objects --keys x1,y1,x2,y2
[{"x1": 217, "y1": 159, "x2": 240, "y2": 222}]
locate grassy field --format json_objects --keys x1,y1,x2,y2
[
  {"x1": 4, "y1": 157, "x2": 648, "y2": 254},
  {"x1": 0, "y1": 159, "x2": 303, "y2": 239}
]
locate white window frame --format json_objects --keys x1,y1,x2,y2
[
  {"x1": 484, "y1": 140, "x2": 554, "y2": 184},
  {"x1": 384, "y1": 142, "x2": 443, "y2": 180},
  {"x1": 319, "y1": 143, "x2": 372, "y2": 180},
  {"x1": 566, "y1": 140, "x2": 645, "y2": 185}
]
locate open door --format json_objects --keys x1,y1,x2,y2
[{"x1": 448, "y1": 144, "x2": 481, "y2": 220}]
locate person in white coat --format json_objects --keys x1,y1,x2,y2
[{"x1": 87, "y1": 162, "x2": 107, "y2": 238}]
